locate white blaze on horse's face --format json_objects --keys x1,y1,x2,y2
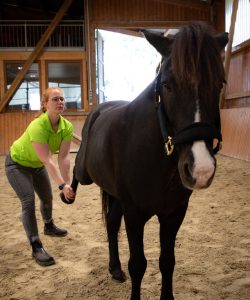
[
  {"x1": 191, "y1": 141, "x2": 215, "y2": 188},
  {"x1": 191, "y1": 100, "x2": 215, "y2": 189}
]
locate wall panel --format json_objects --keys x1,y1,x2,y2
[
  {"x1": 220, "y1": 108, "x2": 250, "y2": 161},
  {"x1": 2, "y1": 109, "x2": 249, "y2": 161},
  {"x1": 89, "y1": 0, "x2": 211, "y2": 28},
  {"x1": 0, "y1": 112, "x2": 36, "y2": 155},
  {"x1": 224, "y1": 40, "x2": 250, "y2": 108},
  {"x1": 0, "y1": 51, "x2": 87, "y2": 112},
  {"x1": 86, "y1": 0, "x2": 218, "y2": 110},
  {"x1": 0, "y1": 112, "x2": 86, "y2": 155}
]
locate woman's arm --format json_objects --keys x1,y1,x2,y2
[
  {"x1": 32, "y1": 141, "x2": 75, "y2": 199},
  {"x1": 58, "y1": 140, "x2": 76, "y2": 199},
  {"x1": 58, "y1": 140, "x2": 71, "y2": 184},
  {"x1": 32, "y1": 142, "x2": 65, "y2": 185}
]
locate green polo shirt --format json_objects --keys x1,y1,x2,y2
[{"x1": 10, "y1": 112, "x2": 73, "y2": 168}]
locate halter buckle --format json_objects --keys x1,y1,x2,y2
[{"x1": 165, "y1": 136, "x2": 174, "y2": 156}]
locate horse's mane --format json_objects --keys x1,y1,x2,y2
[{"x1": 171, "y1": 22, "x2": 225, "y2": 91}]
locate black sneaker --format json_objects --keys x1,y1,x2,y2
[
  {"x1": 31, "y1": 240, "x2": 55, "y2": 266},
  {"x1": 44, "y1": 220, "x2": 68, "y2": 237}
]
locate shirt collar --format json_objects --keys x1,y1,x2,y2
[{"x1": 43, "y1": 112, "x2": 65, "y2": 133}]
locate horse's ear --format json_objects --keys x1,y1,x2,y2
[
  {"x1": 141, "y1": 30, "x2": 173, "y2": 57},
  {"x1": 215, "y1": 32, "x2": 229, "y2": 50}
]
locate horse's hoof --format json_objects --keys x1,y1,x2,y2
[
  {"x1": 110, "y1": 268, "x2": 126, "y2": 283},
  {"x1": 60, "y1": 192, "x2": 75, "y2": 204}
]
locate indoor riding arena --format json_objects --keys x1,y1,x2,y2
[{"x1": 0, "y1": 1, "x2": 249, "y2": 300}]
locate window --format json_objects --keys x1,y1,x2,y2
[
  {"x1": 47, "y1": 62, "x2": 82, "y2": 109},
  {"x1": 226, "y1": 0, "x2": 250, "y2": 47},
  {"x1": 6, "y1": 63, "x2": 40, "y2": 110}
]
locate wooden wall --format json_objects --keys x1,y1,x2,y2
[
  {"x1": 0, "y1": 50, "x2": 88, "y2": 155},
  {"x1": 220, "y1": 108, "x2": 250, "y2": 161},
  {"x1": 0, "y1": 112, "x2": 36, "y2": 155},
  {"x1": 6, "y1": 0, "x2": 250, "y2": 163},
  {"x1": 88, "y1": 0, "x2": 212, "y2": 28},
  {"x1": 224, "y1": 40, "x2": 250, "y2": 108},
  {"x1": 0, "y1": 51, "x2": 88, "y2": 112},
  {"x1": 2, "y1": 108, "x2": 249, "y2": 161},
  {"x1": 85, "y1": 0, "x2": 225, "y2": 108},
  {"x1": 0, "y1": 112, "x2": 86, "y2": 155},
  {"x1": 220, "y1": 39, "x2": 250, "y2": 162}
]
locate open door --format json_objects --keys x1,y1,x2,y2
[
  {"x1": 95, "y1": 29, "x2": 162, "y2": 102},
  {"x1": 95, "y1": 29, "x2": 105, "y2": 103}
]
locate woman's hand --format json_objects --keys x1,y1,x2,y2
[{"x1": 63, "y1": 184, "x2": 76, "y2": 200}]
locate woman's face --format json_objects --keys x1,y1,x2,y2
[{"x1": 45, "y1": 89, "x2": 65, "y2": 114}]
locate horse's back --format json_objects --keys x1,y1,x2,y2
[{"x1": 74, "y1": 100, "x2": 129, "y2": 185}]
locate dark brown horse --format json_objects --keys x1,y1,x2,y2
[{"x1": 64, "y1": 22, "x2": 228, "y2": 300}]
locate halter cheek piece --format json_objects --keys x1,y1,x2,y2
[{"x1": 155, "y1": 72, "x2": 222, "y2": 156}]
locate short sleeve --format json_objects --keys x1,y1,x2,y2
[
  {"x1": 62, "y1": 122, "x2": 73, "y2": 141},
  {"x1": 27, "y1": 121, "x2": 48, "y2": 143}
]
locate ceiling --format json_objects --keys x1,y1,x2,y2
[
  {"x1": 0, "y1": 1, "x2": 216, "y2": 21},
  {"x1": 0, "y1": 0, "x2": 84, "y2": 20}
]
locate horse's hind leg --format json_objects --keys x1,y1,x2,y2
[
  {"x1": 103, "y1": 191, "x2": 126, "y2": 283},
  {"x1": 158, "y1": 202, "x2": 188, "y2": 300}
]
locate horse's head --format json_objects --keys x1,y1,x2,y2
[{"x1": 143, "y1": 22, "x2": 228, "y2": 190}]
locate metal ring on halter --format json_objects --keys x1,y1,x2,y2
[{"x1": 165, "y1": 136, "x2": 174, "y2": 156}]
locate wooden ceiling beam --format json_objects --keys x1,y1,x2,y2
[
  {"x1": 0, "y1": 0, "x2": 75, "y2": 113},
  {"x1": 155, "y1": 0, "x2": 211, "y2": 9}
]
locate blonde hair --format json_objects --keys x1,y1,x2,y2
[{"x1": 40, "y1": 87, "x2": 64, "y2": 113}]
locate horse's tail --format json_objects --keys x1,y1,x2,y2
[
  {"x1": 101, "y1": 189, "x2": 109, "y2": 229},
  {"x1": 71, "y1": 168, "x2": 79, "y2": 192},
  {"x1": 101, "y1": 189, "x2": 123, "y2": 238}
]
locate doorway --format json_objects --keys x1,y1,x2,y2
[{"x1": 95, "y1": 29, "x2": 161, "y2": 102}]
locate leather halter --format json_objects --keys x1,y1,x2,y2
[{"x1": 154, "y1": 71, "x2": 222, "y2": 156}]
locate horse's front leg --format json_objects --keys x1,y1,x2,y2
[
  {"x1": 158, "y1": 202, "x2": 188, "y2": 300},
  {"x1": 106, "y1": 195, "x2": 126, "y2": 282},
  {"x1": 124, "y1": 209, "x2": 149, "y2": 300}
]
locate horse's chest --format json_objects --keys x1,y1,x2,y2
[{"x1": 127, "y1": 170, "x2": 191, "y2": 215}]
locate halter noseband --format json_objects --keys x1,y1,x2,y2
[{"x1": 155, "y1": 71, "x2": 222, "y2": 156}]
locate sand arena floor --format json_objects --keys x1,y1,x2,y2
[{"x1": 0, "y1": 153, "x2": 249, "y2": 300}]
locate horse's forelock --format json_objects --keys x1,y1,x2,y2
[{"x1": 171, "y1": 22, "x2": 225, "y2": 91}]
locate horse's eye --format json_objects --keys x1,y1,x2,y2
[{"x1": 161, "y1": 82, "x2": 171, "y2": 91}]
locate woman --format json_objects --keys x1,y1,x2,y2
[{"x1": 5, "y1": 87, "x2": 76, "y2": 266}]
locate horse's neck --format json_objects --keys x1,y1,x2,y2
[
  {"x1": 127, "y1": 82, "x2": 179, "y2": 169},
  {"x1": 128, "y1": 82, "x2": 160, "y2": 133},
  {"x1": 130, "y1": 82, "x2": 156, "y2": 115}
]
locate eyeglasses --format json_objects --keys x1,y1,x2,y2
[{"x1": 51, "y1": 96, "x2": 65, "y2": 102}]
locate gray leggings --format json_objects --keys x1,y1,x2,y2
[{"x1": 5, "y1": 153, "x2": 53, "y2": 243}]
